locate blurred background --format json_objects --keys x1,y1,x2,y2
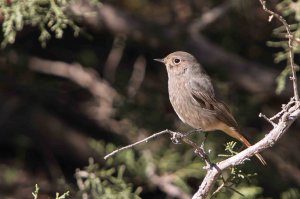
[{"x1": 0, "y1": 0, "x2": 300, "y2": 198}]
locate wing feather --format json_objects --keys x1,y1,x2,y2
[{"x1": 189, "y1": 77, "x2": 238, "y2": 129}]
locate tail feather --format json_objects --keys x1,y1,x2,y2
[
  {"x1": 220, "y1": 124, "x2": 267, "y2": 166},
  {"x1": 237, "y1": 135, "x2": 267, "y2": 166}
]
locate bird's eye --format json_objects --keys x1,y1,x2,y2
[{"x1": 174, "y1": 58, "x2": 181, "y2": 64}]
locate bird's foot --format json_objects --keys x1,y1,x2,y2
[
  {"x1": 194, "y1": 147, "x2": 212, "y2": 168},
  {"x1": 170, "y1": 132, "x2": 184, "y2": 144}
]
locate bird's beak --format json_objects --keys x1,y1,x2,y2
[{"x1": 153, "y1": 58, "x2": 165, "y2": 63}]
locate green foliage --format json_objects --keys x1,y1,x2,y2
[
  {"x1": 212, "y1": 167, "x2": 260, "y2": 198},
  {"x1": 277, "y1": 0, "x2": 300, "y2": 21},
  {"x1": 281, "y1": 188, "x2": 300, "y2": 199},
  {"x1": 32, "y1": 184, "x2": 70, "y2": 199},
  {"x1": 218, "y1": 141, "x2": 239, "y2": 158},
  {"x1": 150, "y1": 148, "x2": 205, "y2": 193},
  {"x1": 90, "y1": 139, "x2": 206, "y2": 195},
  {"x1": 266, "y1": 0, "x2": 300, "y2": 94},
  {"x1": 274, "y1": 66, "x2": 292, "y2": 95},
  {"x1": 0, "y1": 0, "x2": 81, "y2": 47},
  {"x1": 0, "y1": 164, "x2": 20, "y2": 186},
  {"x1": 228, "y1": 167, "x2": 257, "y2": 185},
  {"x1": 213, "y1": 141, "x2": 259, "y2": 197},
  {"x1": 75, "y1": 158, "x2": 142, "y2": 199},
  {"x1": 90, "y1": 139, "x2": 147, "y2": 177}
]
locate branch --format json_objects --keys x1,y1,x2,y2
[
  {"x1": 28, "y1": 56, "x2": 141, "y2": 142},
  {"x1": 104, "y1": 130, "x2": 170, "y2": 160},
  {"x1": 28, "y1": 57, "x2": 120, "y2": 104},
  {"x1": 127, "y1": 55, "x2": 146, "y2": 99},
  {"x1": 104, "y1": 34, "x2": 127, "y2": 83},
  {"x1": 191, "y1": 2, "x2": 300, "y2": 198},
  {"x1": 68, "y1": 1, "x2": 298, "y2": 98},
  {"x1": 144, "y1": 151, "x2": 191, "y2": 199},
  {"x1": 28, "y1": 56, "x2": 121, "y2": 121},
  {"x1": 104, "y1": 129, "x2": 212, "y2": 167},
  {"x1": 258, "y1": 0, "x2": 299, "y2": 101},
  {"x1": 67, "y1": 2, "x2": 300, "y2": 198},
  {"x1": 189, "y1": 1, "x2": 232, "y2": 33},
  {"x1": 192, "y1": 102, "x2": 300, "y2": 199}
]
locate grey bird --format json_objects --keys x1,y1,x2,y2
[{"x1": 155, "y1": 51, "x2": 266, "y2": 165}]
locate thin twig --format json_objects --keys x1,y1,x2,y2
[
  {"x1": 192, "y1": 104, "x2": 300, "y2": 199},
  {"x1": 259, "y1": 113, "x2": 276, "y2": 127},
  {"x1": 269, "y1": 98, "x2": 295, "y2": 121},
  {"x1": 259, "y1": 0, "x2": 299, "y2": 101},
  {"x1": 269, "y1": 106, "x2": 287, "y2": 121},
  {"x1": 127, "y1": 55, "x2": 146, "y2": 99},
  {"x1": 104, "y1": 34, "x2": 127, "y2": 83},
  {"x1": 226, "y1": 186, "x2": 245, "y2": 197},
  {"x1": 210, "y1": 182, "x2": 225, "y2": 198},
  {"x1": 104, "y1": 129, "x2": 170, "y2": 159},
  {"x1": 104, "y1": 129, "x2": 212, "y2": 167},
  {"x1": 181, "y1": 136, "x2": 212, "y2": 167},
  {"x1": 192, "y1": 2, "x2": 300, "y2": 197},
  {"x1": 189, "y1": 1, "x2": 232, "y2": 33}
]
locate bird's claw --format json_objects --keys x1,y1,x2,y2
[{"x1": 171, "y1": 132, "x2": 183, "y2": 144}]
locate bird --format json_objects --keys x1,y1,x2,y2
[{"x1": 154, "y1": 51, "x2": 266, "y2": 165}]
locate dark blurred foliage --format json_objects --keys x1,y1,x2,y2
[{"x1": 0, "y1": 0, "x2": 300, "y2": 198}]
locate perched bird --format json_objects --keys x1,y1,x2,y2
[{"x1": 154, "y1": 51, "x2": 266, "y2": 165}]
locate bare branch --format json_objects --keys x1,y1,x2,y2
[
  {"x1": 191, "y1": 2, "x2": 300, "y2": 198},
  {"x1": 67, "y1": 2, "x2": 300, "y2": 198},
  {"x1": 127, "y1": 56, "x2": 146, "y2": 99},
  {"x1": 269, "y1": 99, "x2": 295, "y2": 121},
  {"x1": 259, "y1": 113, "x2": 276, "y2": 127},
  {"x1": 104, "y1": 130, "x2": 170, "y2": 160},
  {"x1": 68, "y1": 1, "x2": 297, "y2": 98},
  {"x1": 104, "y1": 129, "x2": 212, "y2": 167},
  {"x1": 192, "y1": 103, "x2": 300, "y2": 198},
  {"x1": 28, "y1": 57, "x2": 120, "y2": 121},
  {"x1": 189, "y1": 1, "x2": 232, "y2": 33},
  {"x1": 259, "y1": 0, "x2": 299, "y2": 101},
  {"x1": 104, "y1": 34, "x2": 127, "y2": 83},
  {"x1": 144, "y1": 151, "x2": 191, "y2": 199}
]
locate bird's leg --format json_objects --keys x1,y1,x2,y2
[
  {"x1": 200, "y1": 132, "x2": 208, "y2": 149},
  {"x1": 184, "y1": 128, "x2": 203, "y2": 137}
]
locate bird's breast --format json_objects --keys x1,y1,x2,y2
[
  {"x1": 168, "y1": 77, "x2": 216, "y2": 130},
  {"x1": 168, "y1": 78, "x2": 214, "y2": 130}
]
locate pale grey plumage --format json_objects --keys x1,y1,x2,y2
[
  {"x1": 161, "y1": 51, "x2": 237, "y2": 131},
  {"x1": 155, "y1": 51, "x2": 266, "y2": 165}
]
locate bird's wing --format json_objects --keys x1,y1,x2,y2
[{"x1": 189, "y1": 77, "x2": 239, "y2": 129}]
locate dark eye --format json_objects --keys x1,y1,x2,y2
[{"x1": 174, "y1": 58, "x2": 181, "y2": 64}]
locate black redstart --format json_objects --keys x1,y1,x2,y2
[{"x1": 155, "y1": 51, "x2": 266, "y2": 165}]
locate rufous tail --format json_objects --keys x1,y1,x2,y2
[{"x1": 220, "y1": 125, "x2": 267, "y2": 166}]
